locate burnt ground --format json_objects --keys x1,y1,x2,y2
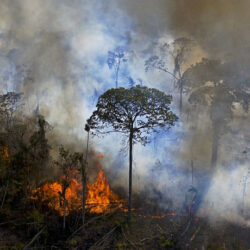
[
  {"x1": 65, "y1": 210, "x2": 250, "y2": 250},
  {"x1": 1, "y1": 208, "x2": 250, "y2": 249}
]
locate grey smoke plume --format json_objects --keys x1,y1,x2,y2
[{"x1": 0, "y1": 0, "x2": 249, "y2": 225}]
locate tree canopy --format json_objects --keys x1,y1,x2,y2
[
  {"x1": 107, "y1": 47, "x2": 127, "y2": 88},
  {"x1": 87, "y1": 85, "x2": 178, "y2": 145},
  {"x1": 145, "y1": 37, "x2": 195, "y2": 112}
]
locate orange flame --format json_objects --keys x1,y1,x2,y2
[
  {"x1": 31, "y1": 177, "x2": 82, "y2": 216},
  {"x1": 0, "y1": 146, "x2": 9, "y2": 159},
  {"x1": 97, "y1": 153, "x2": 104, "y2": 159},
  {"x1": 3, "y1": 146, "x2": 9, "y2": 159},
  {"x1": 31, "y1": 158, "x2": 124, "y2": 215},
  {"x1": 86, "y1": 168, "x2": 123, "y2": 213}
]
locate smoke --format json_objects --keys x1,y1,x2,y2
[
  {"x1": 199, "y1": 164, "x2": 250, "y2": 226},
  {"x1": 0, "y1": 0, "x2": 249, "y2": 226},
  {"x1": 115, "y1": 0, "x2": 250, "y2": 58},
  {"x1": 0, "y1": 0, "x2": 124, "y2": 147}
]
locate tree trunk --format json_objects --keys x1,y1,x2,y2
[
  {"x1": 1, "y1": 178, "x2": 9, "y2": 209},
  {"x1": 81, "y1": 162, "x2": 86, "y2": 231},
  {"x1": 242, "y1": 182, "x2": 246, "y2": 216},
  {"x1": 211, "y1": 132, "x2": 219, "y2": 169},
  {"x1": 82, "y1": 129, "x2": 89, "y2": 231},
  {"x1": 63, "y1": 196, "x2": 66, "y2": 230},
  {"x1": 23, "y1": 226, "x2": 46, "y2": 250},
  {"x1": 115, "y1": 60, "x2": 120, "y2": 89},
  {"x1": 128, "y1": 129, "x2": 133, "y2": 218},
  {"x1": 61, "y1": 184, "x2": 67, "y2": 231},
  {"x1": 179, "y1": 80, "x2": 183, "y2": 114}
]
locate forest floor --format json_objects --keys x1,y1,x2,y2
[{"x1": 1, "y1": 208, "x2": 250, "y2": 249}]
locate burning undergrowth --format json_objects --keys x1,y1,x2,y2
[
  {"x1": 30, "y1": 152, "x2": 194, "y2": 219},
  {"x1": 5, "y1": 138, "x2": 250, "y2": 228},
  {"x1": 31, "y1": 154, "x2": 125, "y2": 216}
]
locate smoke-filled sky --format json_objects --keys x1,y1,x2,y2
[{"x1": 0, "y1": 0, "x2": 249, "y2": 224}]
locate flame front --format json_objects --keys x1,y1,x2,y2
[
  {"x1": 86, "y1": 169, "x2": 122, "y2": 213},
  {"x1": 31, "y1": 162, "x2": 124, "y2": 215},
  {"x1": 31, "y1": 177, "x2": 82, "y2": 216}
]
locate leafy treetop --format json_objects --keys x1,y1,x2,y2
[{"x1": 87, "y1": 85, "x2": 178, "y2": 145}]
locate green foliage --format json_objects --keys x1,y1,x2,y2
[
  {"x1": 158, "y1": 235, "x2": 175, "y2": 248},
  {"x1": 88, "y1": 85, "x2": 177, "y2": 218},
  {"x1": 207, "y1": 246, "x2": 226, "y2": 250},
  {"x1": 88, "y1": 85, "x2": 178, "y2": 145},
  {"x1": 58, "y1": 146, "x2": 82, "y2": 170},
  {"x1": 56, "y1": 146, "x2": 83, "y2": 188},
  {"x1": 0, "y1": 112, "x2": 52, "y2": 209},
  {"x1": 27, "y1": 209, "x2": 44, "y2": 225},
  {"x1": 29, "y1": 115, "x2": 51, "y2": 164},
  {"x1": 68, "y1": 237, "x2": 79, "y2": 246},
  {"x1": 116, "y1": 242, "x2": 129, "y2": 250},
  {"x1": 12, "y1": 242, "x2": 26, "y2": 249}
]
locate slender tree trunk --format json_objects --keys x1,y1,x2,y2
[
  {"x1": 82, "y1": 129, "x2": 89, "y2": 231},
  {"x1": 81, "y1": 162, "x2": 86, "y2": 231},
  {"x1": 1, "y1": 178, "x2": 9, "y2": 209},
  {"x1": 1, "y1": 168, "x2": 11, "y2": 210},
  {"x1": 211, "y1": 132, "x2": 219, "y2": 169},
  {"x1": 242, "y1": 182, "x2": 246, "y2": 216},
  {"x1": 61, "y1": 184, "x2": 68, "y2": 231},
  {"x1": 128, "y1": 129, "x2": 133, "y2": 218},
  {"x1": 191, "y1": 160, "x2": 194, "y2": 186},
  {"x1": 115, "y1": 59, "x2": 120, "y2": 88},
  {"x1": 179, "y1": 81, "x2": 183, "y2": 114},
  {"x1": 23, "y1": 226, "x2": 46, "y2": 250},
  {"x1": 63, "y1": 195, "x2": 66, "y2": 230}
]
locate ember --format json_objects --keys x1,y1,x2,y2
[
  {"x1": 3, "y1": 146, "x2": 9, "y2": 159},
  {"x1": 1, "y1": 146, "x2": 9, "y2": 159}
]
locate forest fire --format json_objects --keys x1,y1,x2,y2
[
  {"x1": 31, "y1": 177, "x2": 82, "y2": 216},
  {"x1": 31, "y1": 159, "x2": 124, "y2": 215},
  {"x1": 1, "y1": 145, "x2": 9, "y2": 159},
  {"x1": 86, "y1": 168, "x2": 124, "y2": 213},
  {"x1": 3, "y1": 146, "x2": 9, "y2": 159}
]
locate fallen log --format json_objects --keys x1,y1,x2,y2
[
  {"x1": 23, "y1": 226, "x2": 46, "y2": 250},
  {"x1": 121, "y1": 225, "x2": 138, "y2": 250},
  {"x1": 190, "y1": 226, "x2": 201, "y2": 242},
  {"x1": 67, "y1": 206, "x2": 120, "y2": 241},
  {"x1": 90, "y1": 225, "x2": 118, "y2": 248}
]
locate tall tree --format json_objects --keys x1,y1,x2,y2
[
  {"x1": 81, "y1": 124, "x2": 90, "y2": 232},
  {"x1": 184, "y1": 58, "x2": 250, "y2": 169},
  {"x1": 107, "y1": 47, "x2": 127, "y2": 88},
  {"x1": 87, "y1": 85, "x2": 178, "y2": 217},
  {"x1": 145, "y1": 37, "x2": 194, "y2": 113}
]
